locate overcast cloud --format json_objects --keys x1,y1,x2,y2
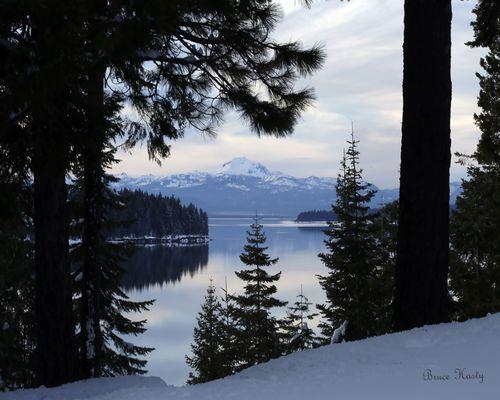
[{"x1": 112, "y1": 0, "x2": 484, "y2": 189}]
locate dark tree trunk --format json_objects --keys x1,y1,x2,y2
[
  {"x1": 31, "y1": 4, "x2": 79, "y2": 385},
  {"x1": 80, "y1": 66, "x2": 106, "y2": 378},
  {"x1": 393, "y1": 0, "x2": 452, "y2": 331},
  {"x1": 33, "y1": 133, "x2": 78, "y2": 387}
]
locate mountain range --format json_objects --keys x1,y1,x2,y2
[{"x1": 112, "y1": 157, "x2": 463, "y2": 217}]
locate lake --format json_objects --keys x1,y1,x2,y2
[{"x1": 123, "y1": 217, "x2": 328, "y2": 386}]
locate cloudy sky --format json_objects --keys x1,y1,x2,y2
[{"x1": 112, "y1": 0, "x2": 484, "y2": 189}]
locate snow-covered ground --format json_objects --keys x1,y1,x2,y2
[{"x1": 5, "y1": 314, "x2": 499, "y2": 400}]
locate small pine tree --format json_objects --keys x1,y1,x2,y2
[
  {"x1": 186, "y1": 280, "x2": 226, "y2": 384},
  {"x1": 218, "y1": 278, "x2": 240, "y2": 377},
  {"x1": 317, "y1": 130, "x2": 382, "y2": 342},
  {"x1": 283, "y1": 285, "x2": 318, "y2": 352},
  {"x1": 232, "y1": 217, "x2": 287, "y2": 369}
]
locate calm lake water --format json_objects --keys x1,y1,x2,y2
[{"x1": 123, "y1": 217, "x2": 328, "y2": 386}]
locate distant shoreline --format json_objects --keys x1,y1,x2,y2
[
  {"x1": 70, "y1": 234, "x2": 210, "y2": 247},
  {"x1": 113, "y1": 234, "x2": 210, "y2": 246}
]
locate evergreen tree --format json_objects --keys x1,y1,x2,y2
[
  {"x1": 77, "y1": 10, "x2": 325, "y2": 379},
  {"x1": 108, "y1": 190, "x2": 208, "y2": 239},
  {"x1": 371, "y1": 201, "x2": 398, "y2": 334},
  {"x1": 394, "y1": 0, "x2": 452, "y2": 332},
  {"x1": 76, "y1": 1, "x2": 324, "y2": 377},
  {"x1": 1, "y1": 2, "x2": 89, "y2": 384},
  {"x1": 232, "y1": 218, "x2": 287, "y2": 369},
  {"x1": 468, "y1": 0, "x2": 500, "y2": 49},
  {"x1": 217, "y1": 278, "x2": 240, "y2": 378},
  {"x1": 1, "y1": 1, "x2": 324, "y2": 386},
  {"x1": 449, "y1": 166, "x2": 500, "y2": 320},
  {"x1": 283, "y1": 286, "x2": 318, "y2": 352},
  {"x1": 0, "y1": 149, "x2": 36, "y2": 390},
  {"x1": 316, "y1": 131, "x2": 381, "y2": 342},
  {"x1": 449, "y1": 3, "x2": 500, "y2": 321},
  {"x1": 186, "y1": 280, "x2": 226, "y2": 384},
  {"x1": 70, "y1": 148, "x2": 154, "y2": 378}
]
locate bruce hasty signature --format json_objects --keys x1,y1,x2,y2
[{"x1": 422, "y1": 368, "x2": 485, "y2": 383}]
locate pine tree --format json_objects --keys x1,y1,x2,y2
[
  {"x1": 371, "y1": 201, "x2": 398, "y2": 334},
  {"x1": 70, "y1": 147, "x2": 154, "y2": 378},
  {"x1": 232, "y1": 218, "x2": 287, "y2": 369},
  {"x1": 468, "y1": 0, "x2": 500, "y2": 49},
  {"x1": 186, "y1": 280, "x2": 226, "y2": 384},
  {"x1": 394, "y1": 0, "x2": 452, "y2": 332},
  {"x1": 76, "y1": 3, "x2": 325, "y2": 376},
  {"x1": 1, "y1": 3, "x2": 88, "y2": 384},
  {"x1": 449, "y1": 166, "x2": 500, "y2": 320},
  {"x1": 449, "y1": 3, "x2": 500, "y2": 321},
  {"x1": 107, "y1": 190, "x2": 208, "y2": 239},
  {"x1": 283, "y1": 286, "x2": 318, "y2": 352},
  {"x1": 1, "y1": 1, "x2": 324, "y2": 386},
  {"x1": 218, "y1": 278, "x2": 240, "y2": 378},
  {"x1": 317, "y1": 130, "x2": 381, "y2": 342},
  {"x1": 0, "y1": 149, "x2": 36, "y2": 389}
]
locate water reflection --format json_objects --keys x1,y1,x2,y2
[
  {"x1": 121, "y1": 245, "x2": 209, "y2": 291},
  {"x1": 123, "y1": 218, "x2": 327, "y2": 386}
]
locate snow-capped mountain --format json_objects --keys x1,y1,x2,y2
[
  {"x1": 112, "y1": 157, "x2": 461, "y2": 216},
  {"x1": 218, "y1": 157, "x2": 271, "y2": 178}
]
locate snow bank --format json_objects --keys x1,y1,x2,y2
[
  {"x1": 5, "y1": 314, "x2": 500, "y2": 400},
  {"x1": 0, "y1": 376, "x2": 168, "y2": 400}
]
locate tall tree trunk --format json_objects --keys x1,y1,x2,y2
[
  {"x1": 33, "y1": 132, "x2": 78, "y2": 386},
  {"x1": 393, "y1": 0, "x2": 452, "y2": 331},
  {"x1": 31, "y1": 4, "x2": 79, "y2": 385},
  {"x1": 80, "y1": 66, "x2": 106, "y2": 378}
]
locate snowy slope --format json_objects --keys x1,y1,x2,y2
[{"x1": 6, "y1": 313, "x2": 499, "y2": 400}]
